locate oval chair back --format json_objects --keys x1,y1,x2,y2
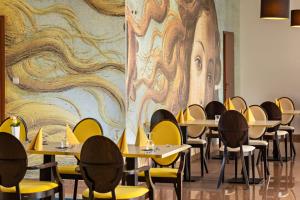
[
  {"x1": 261, "y1": 101, "x2": 281, "y2": 133},
  {"x1": 0, "y1": 133, "x2": 27, "y2": 188},
  {"x1": 151, "y1": 120, "x2": 182, "y2": 166},
  {"x1": 150, "y1": 109, "x2": 177, "y2": 131},
  {"x1": 73, "y1": 118, "x2": 103, "y2": 144},
  {"x1": 205, "y1": 101, "x2": 226, "y2": 131},
  {"x1": 231, "y1": 96, "x2": 247, "y2": 113},
  {"x1": 278, "y1": 97, "x2": 295, "y2": 125},
  {"x1": 218, "y1": 110, "x2": 248, "y2": 148},
  {"x1": 247, "y1": 105, "x2": 267, "y2": 139},
  {"x1": 184, "y1": 104, "x2": 206, "y2": 138},
  {"x1": 0, "y1": 116, "x2": 28, "y2": 142},
  {"x1": 80, "y1": 136, "x2": 123, "y2": 195}
]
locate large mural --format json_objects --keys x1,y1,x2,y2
[
  {"x1": 1, "y1": 0, "x2": 125, "y2": 141},
  {"x1": 126, "y1": 0, "x2": 222, "y2": 140}
]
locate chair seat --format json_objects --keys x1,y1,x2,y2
[
  {"x1": 219, "y1": 145, "x2": 255, "y2": 153},
  {"x1": 138, "y1": 168, "x2": 178, "y2": 178},
  {"x1": 58, "y1": 165, "x2": 80, "y2": 175},
  {"x1": 187, "y1": 138, "x2": 207, "y2": 145},
  {"x1": 249, "y1": 139, "x2": 268, "y2": 146},
  {"x1": 279, "y1": 125, "x2": 295, "y2": 131},
  {"x1": 82, "y1": 185, "x2": 149, "y2": 199},
  {"x1": 264, "y1": 130, "x2": 288, "y2": 137},
  {"x1": 0, "y1": 179, "x2": 58, "y2": 194}
]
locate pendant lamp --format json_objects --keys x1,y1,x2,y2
[
  {"x1": 291, "y1": 10, "x2": 300, "y2": 27},
  {"x1": 261, "y1": 0, "x2": 290, "y2": 20}
]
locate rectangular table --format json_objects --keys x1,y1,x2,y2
[
  {"x1": 179, "y1": 120, "x2": 281, "y2": 181},
  {"x1": 282, "y1": 110, "x2": 300, "y2": 115},
  {"x1": 26, "y1": 142, "x2": 190, "y2": 198}
]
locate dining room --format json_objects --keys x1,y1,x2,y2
[{"x1": 1, "y1": 0, "x2": 300, "y2": 200}]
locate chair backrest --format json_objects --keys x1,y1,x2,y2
[
  {"x1": 184, "y1": 104, "x2": 206, "y2": 138},
  {"x1": 80, "y1": 136, "x2": 123, "y2": 194},
  {"x1": 0, "y1": 116, "x2": 28, "y2": 142},
  {"x1": 150, "y1": 109, "x2": 177, "y2": 131},
  {"x1": 205, "y1": 101, "x2": 226, "y2": 131},
  {"x1": 261, "y1": 101, "x2": 281, "y2": 132},
  {"x1": 247, "y1": 105, "x2": 267, "y2": 139},
  {"x1": 278, "y1": 97, "x2": 295, "y2": 125},
  {"x1": 218, "y1": 110, "x2": 248, "y2": 148},
  {"x1": 0, "y1": 133, "x2": 27, "y2": 188},
  {"x1": 73, "y1": 118, "x2": 103, "y2": 144},
  {"x1": 231, "y1": 96, "x2": 247, "y2": 113},
  {"x1": 151, "y1": 120, "x2": 182, "y2": 166}
]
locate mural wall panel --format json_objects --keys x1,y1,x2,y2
[
  {"x1": 126, "y1": 0, "x2": 222, "y2": 140},
  {"x1": 1, "y1": 0, "x2": 125, "y2": 141}
]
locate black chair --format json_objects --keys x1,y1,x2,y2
[
  {"x1": 261, "y1": 101, "x2": 288, "y2": 165},
  {"x1": 58, "y1": 118, "x2": 103, "y2": 200},
  {"x1": 150, "y1": 109, "x2": 177, "y2": 131},
  {"x1": 184, "y1": 104, "x2": 208, "y2": 177},
  {"x1": 205, "y1": 101, "x2": 226, "y2": 159},
  {"x1": 278, "y1": 97, "x2": 296, "y2": 159},
  {"x1": 217, "y1": 110, "x2": 255, "y2": 189},
  {"x1": 0, "y1": 132, "x2": 64, "y2": 199},
  {"x1": 80, "y1": 135, "x2": 154, "y2": 200}
]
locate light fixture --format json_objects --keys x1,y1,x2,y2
[
  {"x1": 260, "y1": 0, "x2": 290, "y2": 20},
  {"x1": 291, "y1": 10, "x2": 300, "y2": 27}
]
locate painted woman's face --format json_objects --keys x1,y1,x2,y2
[{"x1": 189, "y1": 12, "x2": 217, "y2": 106}]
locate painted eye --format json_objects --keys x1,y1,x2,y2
[
  {"x1": 194, "y1": 56, "x2": 202, "y2": 71},
  {"x1": 207, "y1": 73, "x2": 213, "y2": 85}
]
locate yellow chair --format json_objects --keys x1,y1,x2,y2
[
  {"x1": 80, "y1": 136, "x2": 154, "y2": 200},
  {"x1": 58, "y1": 118, "x2": 103, "y2": 200},
  {"x1": 0, "y1": 132, "x2": 64, "y2": 200},
  {"x1": 138, "y1": 120, "x2": 186, "y2": 200},
  {"x1": 0, "y1": 116, "x2": 28, "y2": 142}
]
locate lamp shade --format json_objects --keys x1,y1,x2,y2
[
  {"x1": 291, "y1": 10, "x2": 300, "y2": 27},
  {"x1": 261, "y1": 0, "x2": 290, "y2": 20}
]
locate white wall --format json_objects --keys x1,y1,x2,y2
[{"x1": 240, "y1": 0, "x2": 300, "y2": 132}]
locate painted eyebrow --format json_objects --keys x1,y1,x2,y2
[{"x1": 197, "y1": 41, "x2": 205, "y2": 53}]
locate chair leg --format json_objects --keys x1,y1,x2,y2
[
  {"x1": 275, "y1": 137, "x2": 283, "y2": 166},
  {"x1": 59, "y1": 184, "x2": 65, "y2": 200},
  {"x1": 234, "y1": 154, "x2": 238, "y2": 179},
  {"x1": 176, "y1": 178, "x2": 182, "y2": 200},
  {"x1": 200, "y1": 145, "x2": 204, "y2": 177},
  {"x1": 256, "y1": 150, "x2": 261, "y2": 166},
  {"x1": 217, "y1": 150, "x2": 227, "y2": 188},
  {"x1": 203, "y1": 145, "x2": 208, "y2": 173},
  {"x1": 240, "y1": 149, "x2": 249, "y2": 188},
  {"x1": 207, "y1": 137, "x2": 211, "y2": 159},
  {"x1": 289, "y1": 130, "x2": 293, "y2": 158},
  {"x1": 251, "y1": 154, "x2": 255, "y2": 183},
  {"x1": 73, "y1": 179, "x2": 78, "y2": 200},
  {"x1": 284, "y1": 135, "x2": 288, "y2": 162}
]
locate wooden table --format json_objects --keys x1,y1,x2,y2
[
  {"x1": 282, "y1": 110, "x2": 300, "y2": 115},
  {"x1": 26, "y1": 142, "x2": 190, "y2": 190},
  {"x1": 179, "y1": 119, "x2": 280, "y2": 128},
  {"x1": 179, "y1": 120, "x2": 280, "y2": 181}
]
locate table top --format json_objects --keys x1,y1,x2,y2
[
  {"x1": 26, "y1": 142, "x2": 191, "y2": 159},
  {"x1": 179, "y1": 119, "x2": 280, "y2": 128},
  {"x1": 282, "y1": 110, "x2": 300, "y2": 115}
]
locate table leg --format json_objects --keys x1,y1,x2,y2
[
  {"x1": 126, "y1": 157, "x2": 138, "y2": 185},
  {"x1": 179, "y1": 126, "x2": 190, "y2": 181},
  {"x1": 40, "y1": 155, "x2": 55, "y2": 200}
]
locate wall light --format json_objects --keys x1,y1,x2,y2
[{"x1": 261, "y1": 0, "x2": 290, "y2": 20}]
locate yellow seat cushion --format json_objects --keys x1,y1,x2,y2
[
  {"x1": 58, "y1": 165, "x2": 80, "y2": 175},
  {"x1": 82, "y1": 185, "x2": 148, "y2": 199},
  {"x1": 0, "y1": 179, "x2": 58, "y2": 194},
  {"x1": 138, "y1": 168, "x2": 178, "y2": 178}
]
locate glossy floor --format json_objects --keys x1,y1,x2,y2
[{"x1": 65, "y1": 144, "x2": 300, "y2": 200}]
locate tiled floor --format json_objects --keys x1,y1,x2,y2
[{"x1": 64, "y1": 143, "x2": 300, "y2": 200}]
